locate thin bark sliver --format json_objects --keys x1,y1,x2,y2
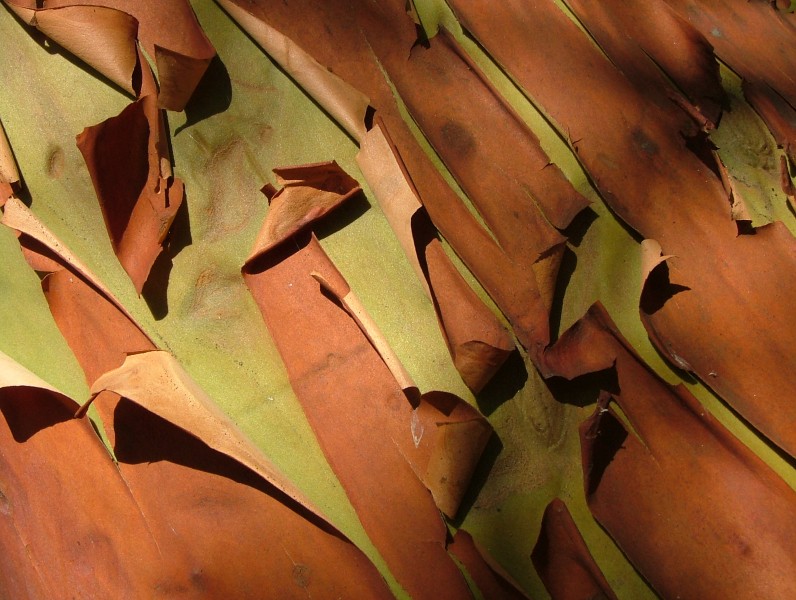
[{"x1": 358, "y1": 123, "x2": 515, "y2": 393}]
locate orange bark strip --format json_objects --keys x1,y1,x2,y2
[
  {"x1": 0, "y1": 377, "x2": 170, "y2": 599},
  {"x1": 449, "y1": 0, "x2": 796, "y2": 457},
  {"x1": 221, "y1": 0, "x2": 585, "y2": 362},
  {"x1": 4, "y1": 1, "x2": 140, "y2": 96},
  {"x1": 531, "y1": 498, "x2": 617, "y2": 600},
  {"x1": 638, "y1": 223, "x2": 796, "y2": 455},
  {"x1": 424, "y1": 240, "x2": 514, "y2": 392},
  {"x1": 358, "y1": 123, "x2": 515, "y2": 393},
  {"x1": 244, "y1": 232, "x2": 472, "y2": 600},
  {"x1": 243, "y1": 163, "x2": 498, "y2": 597},
  {"x1": 543, "y1": 304, "x2": 796, "y2": 598},
  {"x1": 5, "y1": 0, "x2": 214, "y2": 110},
  {"x1": 77, "y1": 95, "x2": 183, "y2": 294},
  {"x1": 91, "y1": 389, "x2": 393, "y2": 598},
  {"x1": 564, "y1": 0, "x2": 725, "y2": 129},
  {"x1": 367, "y1": 25, "x2": 585, "y2": 247},
  {"x1": 449, "y1": 530, "x2": 532, "y2": 600}
]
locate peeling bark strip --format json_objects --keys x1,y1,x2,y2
[
  {"x1": 450, "y1": 0, "x2": 796, "y2": 457},
  {"x1": 243, "y1": 163, "x2": 496, "y2": 599},
  {"x1": 449, "y1": 530, "x2": 532, "y2": 600},
  {"x1": 662, "y1": 0, "x2": 796, "y2": 108},
  {"x1": 743, "y1": 80, "x2": 796, "y2": 164},
  {"x1": 3, "y1": 0, "x2": 214, "y2": 110},
  {"x1": 531, "y1": 498, "x2": 617, "y2": 600},
  {"x1": 245, "y1": 233, "x2": 473, "y2": 600},
  {"x1": 0, "y1": 353, "x2": 391, "y2": 599},
  {"x1": 543, "y1": 304, "x2": 796, "y2": 599},
  {"x1": 220, "y1": 0, "x2": 588, "y2": 364},
  {"x1": 358, "y1": 123, "x2": 515, "y2": 393},
  {"x1": 0, "y1": 202, "x2": 392, "y2": 598},
  {"x1": 563, "y1": 0, "x2": 725, "y2": 130},
  {"x1": 77, "y1": 95, "x2": 183, "y2": 293},
  {"x1": 367, "y1": 25, "x2": 584, "y2": 253}
]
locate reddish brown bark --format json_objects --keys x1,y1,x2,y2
[
  {"x1": 243, "y1": 163, "x2": 500, "y2": 599},
  {"x1": 564, "y1": 0, "x2": 725, "y2": 129},
  {"x1": 449, "y1": 0, "x2": 796, "y2": 457},
  {"x1": 663, "y1": 0, "x2": 796, "y2": 108},
  {"x1": 5, "y1": 0, "x2": 213, "y2": 110},
  {"x1": 542, "y1": 304, "x2": 796, "y2": 598},
  {"x1": 0, "y1": 201, "x2": 393, "y2": 599},
  {"x1": 77, "y1": 95, "x2": 183, "y2": 294},
  {"x1": 531, "y1": 498, "x2": 616, "y2": 600},
  {"x1": 221, "y1": 0, "x2": 589, "y2": 363}
]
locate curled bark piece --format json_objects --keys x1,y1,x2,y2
[
  {"x1": 358, "y1": 123, "x2": 514, "y2": 393},
  {"x1": 77, "y1": 95, "x2": 183, "y2": 293},
  {"x1": 713, "y1": 152, "x2": 759, "y2": 225},
  {"x1": 248, "y1": 161, "x2": 361, "y2": 257},
  {"x1": 5, "y1": 0, "x2": 214, "y2": 110},
  {"x1": 0, "y1": 355, "x2": 392, "y2": 598},
  {"x1": 531, "y1": 498, "x2": 617, "y2": 600},
  {"x1": 410, "y1": 391, "x2": 493, "y2": 518},
  {"x1": 449, "y1": 530, "x2": 531, "y2": 600},
  {"x1": 0, "y1": 119, "x2": 20, "y2": 201},
  {"x1": 450, "y1": 0, "x2": 796, "y2": 458},
  {"x1": 243, "y1": 163, "x2": 494, "y2": 597},
  {"x1": 217, "y1": 0, "x2": 371, "y2": 141},
  {"x1": 85, "y1": 350, "x2": 323, "y2": 519},
  {"x1": 543, "y1": 304, "x2": 796, "y2": 599},
  {"x1": 4, "y1": 2, "x2": 139, "y2": 95}
]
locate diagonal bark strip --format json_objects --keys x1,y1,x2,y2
[
  {"x1": 243, "y1": 162, "x2": 497, "y2": 598},
  {"x1": 531, "y1": 498, "x2": 617, "y2": 600}
]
